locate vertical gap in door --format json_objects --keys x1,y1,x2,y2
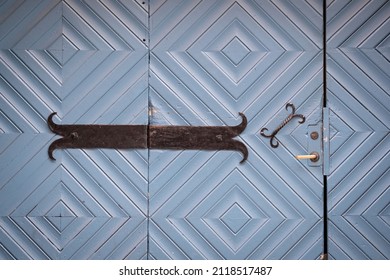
[
  {"x1": 146, "y1": 0, "x2": 151, "y2": 261},
  {"x1": 322, "y1": 0, "x2": 328, "y2": 259}
]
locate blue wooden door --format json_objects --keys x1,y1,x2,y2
[
  {"x1": 0, "y1": 0, "x2": 149, "y2": 259},
  {"x1": 326, "y1": 0, "x2": 389, "y2": 259},
  {"x1": 0, "y1": 0, "x2": 388, "y2": 260},
  {"x1": 148, "y1": 0, "x2": 324, "y2": 259}
]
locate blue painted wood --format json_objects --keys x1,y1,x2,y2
[
  {"x1": 0, "y1": 0, "x2": 149, "y2": 259},
  {"x1": 326, "y1": 0, "x2": 390, "y2": 259},
  {"x1": 1, "y1": 0, "x2": 387, "y2": 260},
  {"x1": 149, "y1": 0, "x2": 324, "y2": 259}
]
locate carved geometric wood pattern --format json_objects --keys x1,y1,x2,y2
[
  {"x1": 1, "y1": 0, "x2": 387, "y2": 260},
  {"x1": 149, "y1": 0, "x2": 323, "y2": 259},
  {"x1": 1, "y1": 0, "x2": 149, "y2": 259},
  {"x1": 326, "y1": 0, "x2": 390, "y2": 259}
]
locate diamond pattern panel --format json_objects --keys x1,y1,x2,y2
[
  {"x1": 327, "y1": 0, "x2": 390, "y2": 259},
  {"x1": 0, "y1": 0, "x2": 149, "y2": 259},
  {"x1": 5, "y1": 0, "x2": 387, "y2": 261},
  {"x1": 149, "y1": 0, "x2": 323, "y2": 259},
  {"x1": 0, "y1": 0, "x2": 63, "y2": 50},
  {"x1": 221, "y1": 36, "x2": 251, "y2": 66}
]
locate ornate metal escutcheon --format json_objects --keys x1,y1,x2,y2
[{"x1": 47, "y1": 112, "x2": 248, "y2": 163}]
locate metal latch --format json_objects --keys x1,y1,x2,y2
[{"x1": 295, "y1": 123, "x2": 322, "y2": 167}]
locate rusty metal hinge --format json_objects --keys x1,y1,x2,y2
[{"x1": 47, "y1": 112, "x2": 248, "y2": 163}]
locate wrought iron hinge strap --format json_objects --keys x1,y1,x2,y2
[
  {"x1": 47, "y1": 113, "x2": 147, "y2": 160},
  {"x1": 149, "y1": 113, "x2": 247, "y2": 163},
  {"x1": 48, "y1": 112, "x2": 248, "y2": 163}
]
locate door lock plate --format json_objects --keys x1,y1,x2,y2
[{"x1": 308, "y1": 124, "x2": 322, "y2": 167}]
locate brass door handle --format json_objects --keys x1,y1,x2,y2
[{"x1": 295, "y1": 152, "x2": 320, "y2": 162}]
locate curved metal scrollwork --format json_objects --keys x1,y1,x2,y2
[{"x1": 260, "y1": 103, "x2": 305, "y2": 148}]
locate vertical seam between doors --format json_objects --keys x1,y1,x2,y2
[{"x1": 322, "y1": 0, "x2": 329, "y2": 258}]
